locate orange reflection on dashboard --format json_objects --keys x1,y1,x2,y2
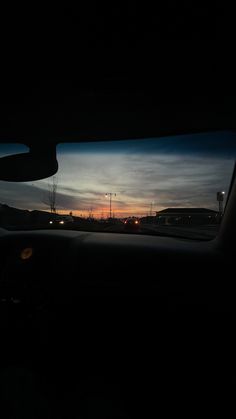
[{"x1": 20, "y1": 247, "x2": 33, "y2": 260}]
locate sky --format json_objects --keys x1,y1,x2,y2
[{"x1": 0, "y1": 131, "x2": 236, "y2": 218}]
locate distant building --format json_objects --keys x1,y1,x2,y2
[{"x1": 155, "y1": 208, "x2": 218, "y2": 225}]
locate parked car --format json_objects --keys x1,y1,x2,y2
[
  {"x1": 124, "y1": 218, "x2": 140, "y2": 231},
  {"x1": 49, "y1": 215, "x2": 74, "y2": 226}
]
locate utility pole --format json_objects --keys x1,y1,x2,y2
[
  {"x1": 217, "y1": 191, "x2": 225, "y2": 219},
  {"x1": 150, "y1": 202, "x2": 154, "y2": 216},
  {"x1": 105, "y1": 193, "x2": 116, "y2": 219}
]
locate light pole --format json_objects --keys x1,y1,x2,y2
[
  {"x1": 105, "y1": 193, "x2": 116, "y2": 219},
  {"x1": 217, "y1": 191, "x2": 225, "y2": 216}
]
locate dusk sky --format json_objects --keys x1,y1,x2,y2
[{"x1": 0, "y1": 131, "x2": 236, "y2": 218}]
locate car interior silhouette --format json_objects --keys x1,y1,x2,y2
[{"x1": 0, "y1": 5, "x2": 234, "y2": 418}]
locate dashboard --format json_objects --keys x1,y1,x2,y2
[
  {"x1": 0, "y1": 228, "x2": 232, "y2": 310},
  {"x1": 0, "y1": 228, "x2": 233, "y2": 418}
]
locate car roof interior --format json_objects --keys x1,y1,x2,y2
[{"x1": 0, "y1": 5, "x2": 234, "y2": 418}]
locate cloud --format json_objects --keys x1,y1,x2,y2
[
  {"x1": 57, "y1": 131, "x2": 236, "y2": 159},
  {"x1": 0, "y1": 183, "x2": 45, "y2": 211}
]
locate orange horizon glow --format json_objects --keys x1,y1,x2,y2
[{"x1": 53, "y1": 205, "x2": 164, "y2": 218}]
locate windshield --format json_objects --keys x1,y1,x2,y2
[{"x1": 0, "y1": 132, "x2": 236, "y2": 240}]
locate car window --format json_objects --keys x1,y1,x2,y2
[{"x1": 0, "y1": 132, "x2": 235, "y2": 239}]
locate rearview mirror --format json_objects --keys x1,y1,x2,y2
[{"x1": 0, "y1": 145, "x2": 58, "y2": 182}]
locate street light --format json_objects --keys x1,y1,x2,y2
[
  {"x1": 105, "y1": 193, "x2": 116, "y2": 219},
  {"x1": 217, "y1": 191, "x2": 225, "y2": 216}
]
